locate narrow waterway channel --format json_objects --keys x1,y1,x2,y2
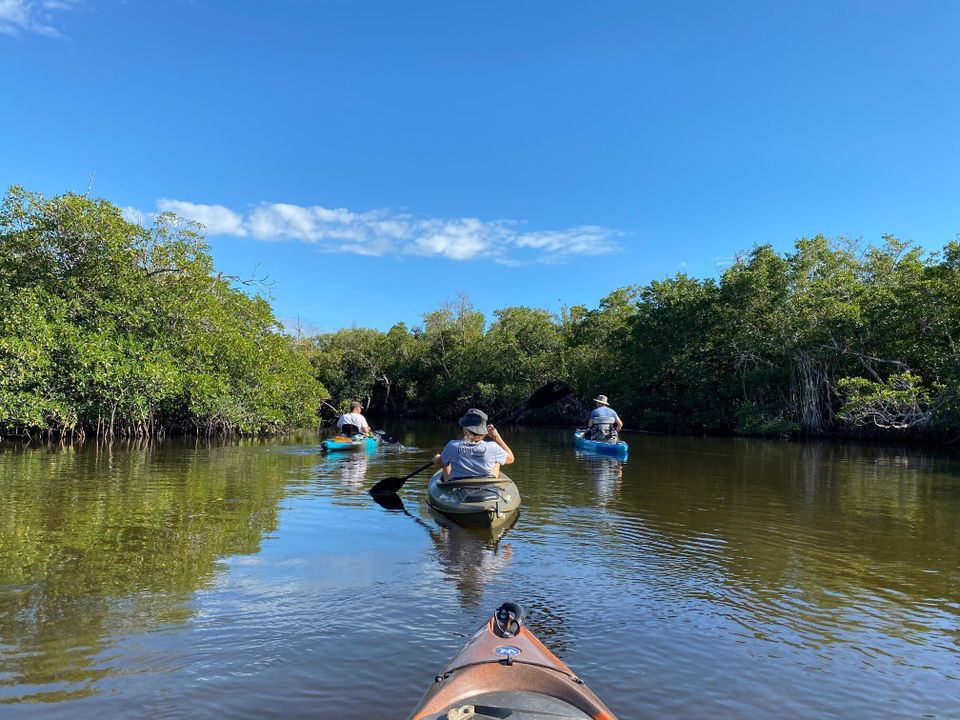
[{"x1": 1, "y1": 425, "x2": 958, "y2": 718}]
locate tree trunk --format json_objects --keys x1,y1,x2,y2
[{"x1": 794, "y1": 353, "x2": 829, "y2": 434}]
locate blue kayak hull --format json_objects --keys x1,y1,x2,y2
[
  {"x1": 573, "y1": 431, "x2": 628, "y2": 458},
  {"x1": 321, "y1": 436, "x2": 379, "y2": 452}
]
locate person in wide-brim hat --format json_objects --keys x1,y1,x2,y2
[
  {"x1": 433, "y1": 407, "x2": 515, "y2": 481},
  {"x1": 587, "y1": 394, "x2": 623, "y2": 441}
]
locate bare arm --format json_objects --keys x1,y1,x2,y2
[
  {"x1": 433, "y1": 453, "x2": 453, "y2": 481},
  {"x1": 487, "y1": 425, "x2": 514, "y2": 465},
  {"x1": 615, "y1": 416, "x2": 623, "y2": 430}
]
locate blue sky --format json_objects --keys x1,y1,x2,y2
[{"x1": 2, "y1": 1, "x2": 958, "y2": 332}]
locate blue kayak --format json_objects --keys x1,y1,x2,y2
[
  {"x1": 321, "y1": 435, "x2": 379, "y2": 452},
  {"x1": 573, "y1": 429, "x2": 628, "y2": 458}
]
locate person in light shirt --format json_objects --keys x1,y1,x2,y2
[
  {"x1": 587, "y1": 394, "x2": 623, "y2": 441},
  {"x1": 433, "y1": 408, "x2": 514, "y2": 481},
  {"x1": 336, "y1": 401, "x2": 371, "y2": 437}
]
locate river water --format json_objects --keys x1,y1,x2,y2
[{"x1": 1, "y1": 425, "x2": 958, "y2": 718}]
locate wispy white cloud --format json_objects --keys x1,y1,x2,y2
[
  {"x1": 277, "y1": 316, "x2": 325, "y2": 337},
  {"x1": 157, "y1": 198, "x2": 247, "y2": 237},
  {"x1": 712, "y1": 255, "x2": 736, "y2": 271},
  {"x1": 132, "y1": 198, "x2": 621, "y2": 263},
  {"x1": 514, "y1": 226, "x2": 616, "y2": 257},
  {"x1": 0, "y1": 0, "x2": 77, "y2": 37},
  {"x1": 121, "y1": 205, "x2": 148, "y2": 226}
]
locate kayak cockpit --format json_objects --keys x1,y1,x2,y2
[{"x1": 424, "y1": 691, "x2": 594, "y2": 719}]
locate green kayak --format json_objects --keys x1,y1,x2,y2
[{"x1": 426, "y1": 470, "x2": 520, "y2": 528}]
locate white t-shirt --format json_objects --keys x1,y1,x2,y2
[
  {"x1": 337, "y1": 412, "x2": 369, "y2": 432},
  {"x1": 440, "y1": 439, "x2": 508, "y2": 479}
]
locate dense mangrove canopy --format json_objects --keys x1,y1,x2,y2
[
  {"x1": 311, "y1": 238, "x2": 960, "y2": 440},
  {"x1": 4, "y1": 185, "x2": 959, "y2": 442},
  {"x1": 0, "y1": 186, "x2": 324, "y2": 439}
]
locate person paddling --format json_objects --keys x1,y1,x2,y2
[
  {"x1": 337, "y1": 401, "x2": 371, "y2": 437},
  {"x1": 434, "y1": 408, "x2": 515, "y2": 481},
  {"x1": 587, "y1": 394, "x2": 623, "y2": 442}
]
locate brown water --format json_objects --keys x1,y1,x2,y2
[{"x1": 1, "y1": 426, "x2": 958, "y2": 718}]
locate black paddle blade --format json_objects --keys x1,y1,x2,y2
[
  {"x1": 500, "y1": 380, "x2": 575, "y2": 424},
  {"x1": 368, "y1": 459, "x2": 436, "y2": 497},
  {"x1": 371, "y1": 492, "x2": 406, "y2": 511},
  {"x1": 369, "y1": 476, "x2": 406, "y2": 497},
  {"x1": 526, "y1": 380, "x2": 573, "y2": 410}
]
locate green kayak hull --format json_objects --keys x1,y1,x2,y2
[{"x1": 426, "y1": 471, "x2": 520, "y2": 529}]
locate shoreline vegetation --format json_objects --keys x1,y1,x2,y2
[
  {"x1": 0, "y1": 187, "x2": 323, "y2": 441},
  {"x1": 3, "y1": 186, "x2": 960, "y2": 444}
]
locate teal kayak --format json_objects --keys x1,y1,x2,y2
[
  {"x1": 573, "y1": 429, "x2": 628, "y2": 458},
  {"x1": 321, "y1": 435, "x2": 379, "y2": 452}
]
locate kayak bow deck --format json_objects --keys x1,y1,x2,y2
[{"x1": 409, "y1": 602, "x2": 617, "y2": 720}]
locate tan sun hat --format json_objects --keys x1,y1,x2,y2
[{"x1": 593, "y1": 395, "x2": 609, "y2": 405}]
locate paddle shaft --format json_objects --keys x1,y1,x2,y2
[{"x1": 401, "y1": 460, "x2": 435, "y2": 480}]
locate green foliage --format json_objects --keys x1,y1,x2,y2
[
  {"x1": 837, "y1": 372, "x2": 933, "y2": 432},
  {"x1": 5, "y1": 184, "x2": 960, "y2": 442},
  {"x1": 312, "y1": 297, "x2": 566, "y2": 420},
  {"x1": 312, "y1": 235, "x2": 960, "y2": 441},
  {"x1": 0, "y1": 186, "x2": 324, "y2": 438},
  {"x1": 734, "y1": 403, "x2": 800, "y2": 437}
]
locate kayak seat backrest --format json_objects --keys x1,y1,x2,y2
[
  {"x1": 340, "y1": 423, "x2": 359, "y2": 437},
  {"x1": 440, "y1": 474, "x2": 513, "y2": 486},
  {"x1": 587, "y1": 425, "x2": 617, "y2": 442}
]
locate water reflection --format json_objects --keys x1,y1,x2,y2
[
  {"x1": 428, "y1": 509, "x2": 516, "y2": 607},
  {"x1": 0, "y1": 439, "x2": 315, "y2": 705},
  {"x1": 371, "y1": 493, "x2": 516, "y2": 608},
  {"x1": 334, "y1": 452, "x2": 370, "y2": 488},
  {"x1": 1, "y1": 429, "x2": 959, "y2": 718},
  {"x1": 574, "y1": 451, "x2": 624, "y2": 506}
]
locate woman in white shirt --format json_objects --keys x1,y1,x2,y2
[{"x1": 433, "y1": 408, "x2": 515, "y2": 481}]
